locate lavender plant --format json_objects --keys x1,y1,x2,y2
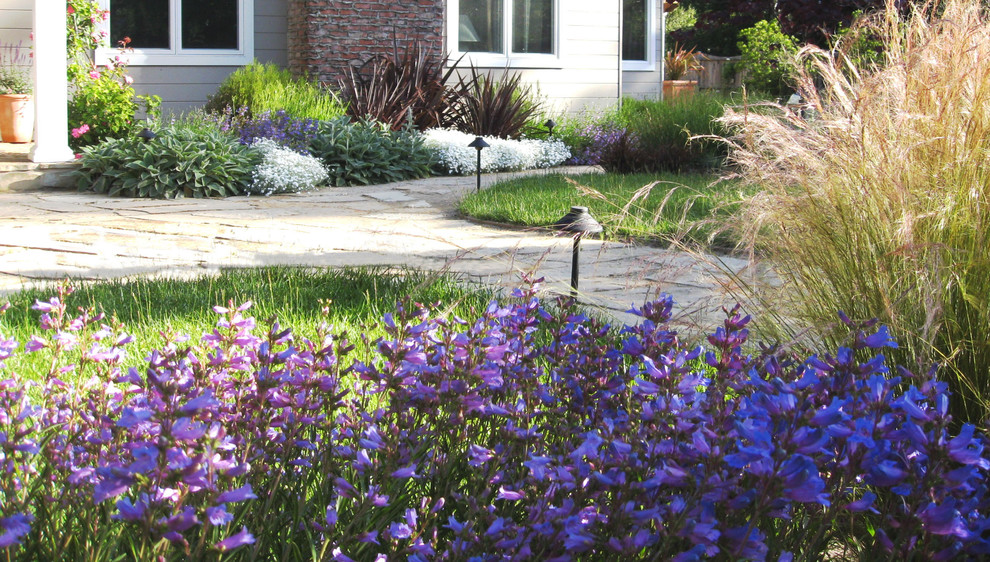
[
  {"x1": 0, "y1": 282, "x2": 988, "y2": 560},
  {"x1": 217, "y1": 108, "x2": 320, "y2": 154},
  {"x1": 564, "y1": 122, "x2": 630, "y2": 166}
]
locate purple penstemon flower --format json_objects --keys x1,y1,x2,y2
[
  {"x1": 3, "y1": 284, "x2": 990, "y2": 560},
  {"x1": 214, "y1": 526, "x2": 255, "y2": 551},
  {"x1": 391, "y1": 464, "x2": 418, "y2": 479},
  {"x1": 217, "y1": 484, "x2": 257, "y2": 504},
  {"x1": 0, "y1": 513, "x2": 33, "y2": 548}
]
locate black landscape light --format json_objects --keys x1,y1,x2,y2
[
  {"x1": 468, "y1": 136, "x2": 489, "y2": 192},
  {"x1": 544, "y1": 118, "x2": 557, "y2": 137},
  {"x1": 553, "y1": 206, "x2": 603, "y2": 296},
  {"x1": 137, "y1": 127, "x2": 157, "y2": 142}
]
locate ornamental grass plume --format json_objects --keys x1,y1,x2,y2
[{"x1": 721, "y1": 0, "x2": 990, "y2": 423}]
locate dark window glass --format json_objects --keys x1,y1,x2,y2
[
  {"x1": 622, "y1": 0, "x2": 648, "y2": 61},
  {"x1": 182, "y1": 0, "x2": 239, "y2": 49},
  {"x1": 110, "y1": 0, "x2": 169, "y2": 49},
  {"x1": 512, "y1": 0, "x2": 553, "y2": 54},
  {"x1": 459, "y1": 0, "x2": 503, "y2": 53}
]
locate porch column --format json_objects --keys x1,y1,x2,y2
[{"x1": 30, "y1": 0, "x2": 74, "y2": 163}]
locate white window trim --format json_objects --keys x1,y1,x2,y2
[
  {"x1": 621, "y1": 0, "x2": 656, "y2": 72},
  {"x1": 95, "y1": 0, "x2": 253, "y2": 66},
  {"x1": 447, "y1": 0, "x2": 561, "y2": 69}
]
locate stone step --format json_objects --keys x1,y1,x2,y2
[
  {"x1": 0, "y1": 161, "x2": 79, "y2": 172},
  {"x1": 0, "y1": 166, "x2": 78, "y2": 192},
  {"x1": 0, "y1": 142, "x2": 80, "y2": 192}
]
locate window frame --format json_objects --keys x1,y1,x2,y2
[
  {"x1": 621, "y1": 0, "x2": 657, "y2": 72},
  {"x1": 95, "y1": 0, "x2": 253, "y2": 66},
  {"x1": 448, "y1": 0, "x2": 561, "y2": 69}
]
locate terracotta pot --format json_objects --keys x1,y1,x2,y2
[
  {"x1": 0, "y1": 94, "x2": 34, "y2": 143},
  {"x1": 663, "y1": 80, "x2": 697, "y2": 100}
]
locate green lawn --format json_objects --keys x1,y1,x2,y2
[
  {"x1": 0, "y1": 267, "x2": 496, "y2": 381},
  {"x1": 458, "y1": 172, "x2": 746, "y2": 248}
]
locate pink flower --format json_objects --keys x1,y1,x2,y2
[
  {"x1": 71, "y1": 124, "x2": 90, "y2": 138},
  {"x1": 67, "y1": 4, "x2": 74, "y2": 14},
  {"x1": 88, "y1": 71, "x2": 99, "y2": 79},
  {"x1": 123, "y1": 75, "x2": 133, "y2": 85}
]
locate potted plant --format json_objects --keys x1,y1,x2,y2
[
  {"x1": 0, "y1": 42, "x2": 34, "y2": 143},
  {"x1": 663, "y1": 44, "x2": 703, "y2": 100}
]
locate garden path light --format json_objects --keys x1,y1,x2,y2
[
  {"x1": 553, "y1": 206, "x2": 603, "y2": 297},
  {"x1": 468, "y1": 136, "x2": 489, "y2": 192},
  {"x1": 544, "y1": 118, "x2": 557, "y2": 137}
]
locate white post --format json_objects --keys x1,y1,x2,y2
[{"x1": 30, "y1": 0, "x2": 74, "y2": 163}]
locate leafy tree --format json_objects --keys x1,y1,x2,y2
[
  {"x1": 670, "y1": 0, "x2": 774, "y2": 55},
  {"x1": 673, "y1": 0, "x2": 909, "y2": 55},
  {"x1": 776, "y1": 0, "x2": 901, "y2": 47},
  {"x1": 738, "y1": 20, "x2": 800, "y2": 95}
]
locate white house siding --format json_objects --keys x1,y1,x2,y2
[
  {"x1": 0, "y1": 0, "x2": 34, "y2": 48},
  {"x1": 450, "y1": 0, "x2": 622, "y2": 116},
  {"x1": 621, "y1": 3, "x2": 663, "y2": 100}
]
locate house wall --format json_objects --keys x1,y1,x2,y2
[
  {"x1": 0, "y1": 0, "x2": 33, "y2": 47},
  {"x1": 287, "y1": 0, "x2": 445, "y2": 87},
  {"x1": 3, "y1": 0, "x2": 650, "y2": 118},
  {"x1": 1, "y1": 0, "x2": 288, "y2": 115},
  {"x1": 449, "y1": 0, "x2": 622, "y2": 116}
]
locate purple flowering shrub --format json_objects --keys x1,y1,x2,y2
[
  {"x1": 564, "y1": 122, "x2": 630, "y2": 167},
  {"x1": 215, "y1": 106, "x2": 319, "y2": 154},
  {"x1": 1, "y1": 283, "x2": 989, "y2": 560},
  {"x1": 562, "y1": 123, "x2": 662, "y2": 174}
]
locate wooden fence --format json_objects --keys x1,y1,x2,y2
[{"x1": 683, "y1": 54, "x2": 745, "y2": 92}]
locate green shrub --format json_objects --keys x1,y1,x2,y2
[
  {"x1": 308, "y1": 117, "x2": 435, "y2": 186},
  {"x1": 67, "y1": 71, "x2": 161, "y2": 151},
  {"x1": 737, "y1": 19, "x2": 800, "y2": 96},
  {"x1": 74, "y1": 124, "x2": 260, "y2": 198},
  {"x1": 723, "y1": 0, "x2": 990, "y2": 423},
  {"x1": 205, "y1": 61, "x2": 346, "y2": 121}
]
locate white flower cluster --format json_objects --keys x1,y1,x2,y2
[
  {"x1": 422, "y1": 129, "x2": 571, "y2": 175},
  {"x1": 248, "y1": 138, "x2": 328, "y2": 195}
]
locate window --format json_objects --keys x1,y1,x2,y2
[
  {"x1": 452, "y1": 0, "x2": 558, "y2": 67},
  {"x1": 96, "y1": 0, "x2": 253, "y2": 66},
  {"x1": 622, "y1": 0, "x2": 656, "y2": 71}
]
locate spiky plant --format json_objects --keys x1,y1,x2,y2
[
  {"x1": 453, "y1": 67, "x2": 541, "y2": 139},
  {"x1": 339, "y1": 42, "x2": 469, "y2": 131}
]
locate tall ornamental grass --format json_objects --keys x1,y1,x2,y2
[{"x1": 721, "y1": 0, "x2": 990, "y2": 423}]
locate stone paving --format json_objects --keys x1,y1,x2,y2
[{"x1": 0, "y1": 167, "x2": 761, "y2": 331}]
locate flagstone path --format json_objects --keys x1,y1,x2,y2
[{"x1": 0, "y1": 168, "x2": 761, "y2": 331}]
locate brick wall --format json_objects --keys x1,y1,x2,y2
[{"x1": 287, "y1": 0, "x2": 446, "y2": 87}]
